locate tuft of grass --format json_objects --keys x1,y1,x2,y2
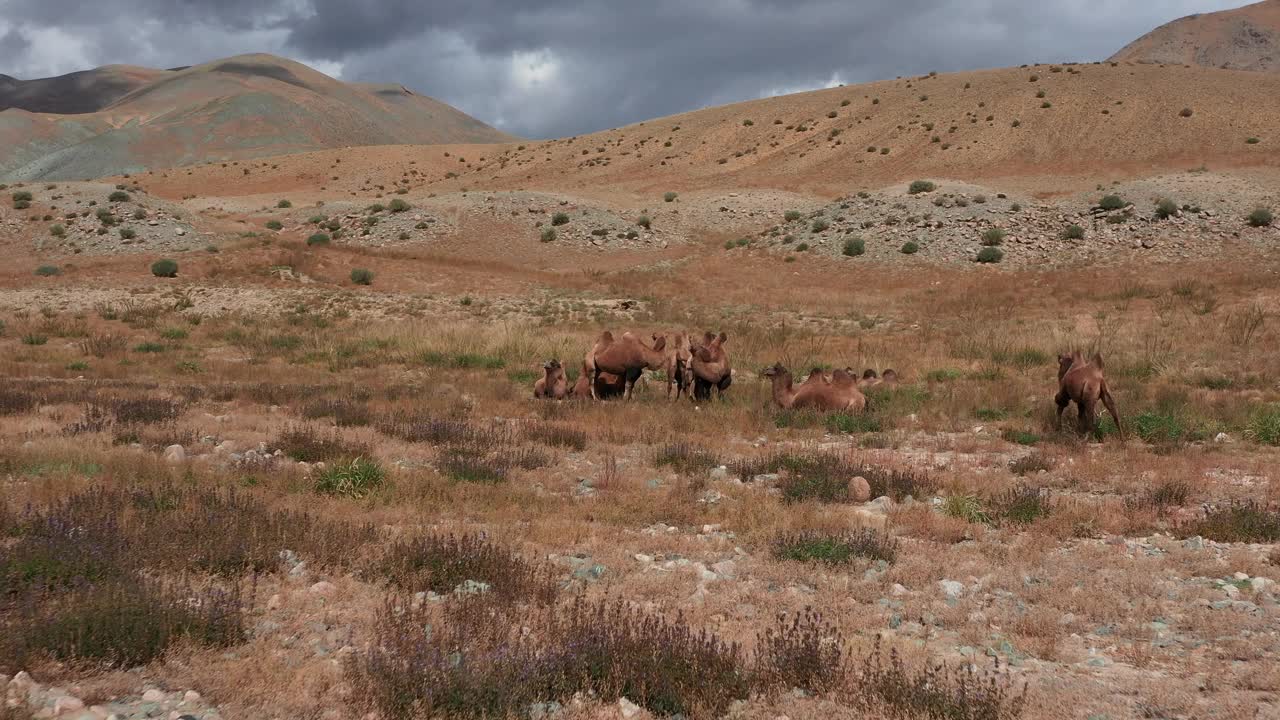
[
  {"x1": 371, "y1": 533, "x2": 557, "y2": 603},
  {"x1": 1154, "y1": 198, "x2": 1178, "y2": 220},
  {"x1": 989, "y1": 486, "x2": 1052, "y2": 525},
  {"x1": 276, "y1": 425, "x2": 371, "y2": 463},
  {"x1": 664, "y1": 191, "x2": 678, "y2": 202},
  {"x1": 150, "y1": 259, "x2": 178, "y2": 277},
  {"x1": 842, "y1": 237, "x2": 866, "y2": 257},
  {"x1": 1099, "y1": 194, "x2": 1126, "y2": 211},
  {"x1": 265, "y1": 220, "x2": 283, "y2": 230},
  {"x1": 1247, "y1": 208, "x2": 1273, "y2": 228},
  {"x1": 350, "y1": 268, "x2": 375, "y2": 285},
  {"x1": 1009, "y1": 453, "x2": 1054, "y2": 476},
  {"x1": 1062, "y1": 224, "x2": 1085, "y2": 240},
  {"x1": 1182, "y1": 502, "x2": 1280, "y2": 543},
  {"x1": 277, "y1": 199, "x2": 292, "y2": 208},
  {"x1": 108, "y1": 191, "x2": 131, "y2": 202},
  {"x1": 908, "y1": 180, "x2": 936, "y2": 194},
  {"x1": 654, "y1": 442, "x2": 720, "y2": 475},
  {"x1": 307, "y1": 232, "x2": 331, "y2": 246},
  {"x1": 976, "y1": 247, "x2": 1003, "y2": 264},
  {"x1": 540, "y1": 228, "x2": 557, "y2": 242},
  {"x1": 981, "y1": 228, "x2": 1006, "y2": 246},
  {"x1": 388, "y1": 198, "x2": 411, "y2": 212},
  {"x1": 942, "y1": 494, "x2": 991, "y2": 525},
  {"x1": 900, "y1": 241, "x2": 919, "y2": 254},
  {"x1": 773, "y1": 529, "x2": 897, "y2": 564},
  {"x1": 35, "y1": 265, "x2": 60, "y2": 277},
  {"x1": 314, "y1": 457, "x2": 386, "y2": 498},
  {"x1": 1245, "y1": 405, "x2": 1280, "y2": 445},
  {"x1": 811, "y1": 218, "x2": 830, "y2": 233},
  {"x1": 551, "y1": 212, "x2": 570, "y2": 226},
  {"x1": 1000, "y1": 429, "x2": 1040, "y2": 446}
]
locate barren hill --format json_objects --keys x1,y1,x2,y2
[
  {"x1": 0, "y1": 54, "x2": 513, "y2": 181},
  {"x1": 146, "y1": 62, "x2": 1278, "y2": 202},
  {"x1": 1109, "y1": 0, "x2": 1280, "y2": 72}
]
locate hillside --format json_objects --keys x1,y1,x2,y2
[
  {"x1": 0, "y1": 64, "x2": 165, "y2": 114},
  {"x1": 0, "y1": 54, "x2": 513, "y2": 181},
  {"x1": 1109, "y1": 0, "x2": 1280, "y2": 71},
  {"x1": 141, "y1": 62, "x2": 1279, "y2": 202}
]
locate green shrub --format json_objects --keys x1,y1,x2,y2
[
  {"x1": 636, "y1": 215, "x2": 651, "y2": 229},
  {"x1": 276, "y1": 199, "x2": 292, "y2": 208},
  {"x1": 307, "y1": 233, "x2": 331, "y2": 246},
  {"x1": 900, "y1": 241, "x2": 919, "y2": 254},
  {"x1": 133, "y1": 209, "x2": 147, "y2": 220},
  {"x1": 150, "y1": 259, "x2": 178, "y2": 278},
  {"x1": 551, "y1": 212, "x2": 570, "y2": 226},
  {"x1": 350, "y1": 268, "x2": 375, "y2": 285},
  {"x1": 784, "y1": 210, "x2": 802, "y2": 222},
  {"x1": 1099, "y1": 194, "x2": 1126, "y2": 211},
  {"x1": 314, "y1": 457, "x2": 385, "y2": 498},
  {"x1": 265, "y1": 220, "x2": 283, "y2": 230},
  {"x1": 908, "y1": 180, "x2": 936, "y2": 194},
  {"x1": 1246, "y1": 137, "x2": 1260, "y2": 144},
  {"x1": 773, "y1": 530, "x2": 897, "y2": 565},
  {"x1": 134, "y1": 342, "x2": 165, "y2": 353},
  {"x1": 1000, "y1": 429, "x2": 1040, "y2": 446},
  {"x1": 664, "y1": 192, "x2": 678, "y2": 202},
  {"x1": 22, "y1": 334, "x2": 48, "y2": 345},
  {"x1": 35, "y1": 265, "x2": 60, "y2": 277},
  {"x1": 50, "y1": 224, "x2": 65, "y2": 238},
  {"x1": 1247, "y1": 208, "x2": 1273, "y2": 227},
  {"x1": 1062, "y1": 224, "x2": 1084, "y2": 240},
  {"x1": 976, "y1": 247, "x2": 1003, "y2": 263},
  {"x1": 1183, "y1": 502, "x2": 1280, "y2": 543},
  {"x1": 11, "y1": 191, "x2": 33, "y2": 202},
  {"x1": 1155, "y1": 198, "x2": 1178, "y2": 219},
  {"x1": 981, "y1": 228, "x2": 1006, "y2": 246},
  {"x1": 1245, "y1": 405, "x2": 1280, "y2": 445},
  {"x1": 389, "y1": 198, "x2": 410, "y2": 212},
  {"x1": 540, "y1": 228, "x2": 557, "y2": 242},
  {"x1": 811, "y1": 218, "x2": 830, "y2": 233},
  {"x1": 743, "y1": 119, "x2": 754, "y2": 126},
  {"x1": 119, "y1": 228, "x2": 136, "y2": 240},
  {"x1": 794, "y1": 242, "x2": 809, "y2": 251},
  {"x1": 108, "y1": 191, "x2": 131, "y2": 202},
  {"x1": 1133, "y1": 411, "x2": 1185, "y2": 444},
  {"x1": 160, "y1": 328, "x2": 188, "y2": 340},
  {"x1": 842, "y1": 237, "x2": 865, "y2": 256}
]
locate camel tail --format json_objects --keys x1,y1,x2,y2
[{"x1": 1100, "y1": 383, "x2": 1122, "y2": 439}]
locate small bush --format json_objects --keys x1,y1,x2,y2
[
  {"x1": 551, "y1": 212, "x2": 570, "y2": 226},
  {"x1": 773, "y1": 529, "x2": 897, "y2": 565},
  {"x1": 1155, "y1": 198, "x2": 1178, "y2": 220},
  {"x1": 1179, "y1": 107, "x2": 1193, "y2": 118},
  {"x1": 1133, "y1": 411, "x2": 1186, "y2": 444},
  {"x1": 1245, "y1": 405, "x2": 1280, "y2": 445},
  {"x1": 277, "y1": 199, "x2": 292, "y2": 208},
  {"x1": 372, "y1": 533, "x2": 557, "y2": 602},
  {"x1": 794, "y1": 242, "x2": 809, "y2": 252},
  {"x1": 989, "y1": 486, "x2": 1052, "y2": 526},
  {"x1": 784, "y1": 210, "x2": 802, "y2": 222},
  {"x1": 1009, "y1": 453, "x2": 1054, "y2": 476},
  {"x1": 636, "y1": 215, "x2": 651, "y2": 229},
  {"x1": 314, "y1": 457, "x2": 385, "y2": 498},
  {"x1": 1001, "y1": 428, "x2": 1040, "y2": 446},
  {"x1": 976, "y1": 247, "x2": 1003, "y2": 264},
  {"x1": 900, "y1": 241, "x2": 919, "y2": 254},
  {"x1": 664, "y1": 191, "x2": 678, "y2": 202},
  {"x1": 1099, "y1": 194, "x2": 1126, "y2": 211},
  {"x1": 12, "y1": 190, "x2": 33, "y2": 202},
  {"x1": 743, "y1": 119, "x2": 754, "y2": 126},
  {"x1": 842, "y1": 237, "x2": 866, "y2": 257},
  {"x1": 540, "y1": 228, "x2": 557, "y2": 242},
  {"x1": 1247, "y1": 208, "x2": 1273, "y2": 227},
  {"x1": 654, "y1": 442, "x2": 720, "y2": 475},
  {"x1": 150, "y1": 259, "x2": 178, "y2": 277},
  {"x1": 35, "y1": 265, "x2": 61, "y2": 277},
  {"x1": 388, "y1": 198, "x2": 410, "y2": 212},
  {"x1": 49, "y1": 224, "x2": 65, "y2": 237},
  {"x1": 119, "y1": 227, "x2": 136, "y2": 240},
  {"x1": 908, "y1": 180, "x2": 936, "y2": 194},
  {"x1": 1183, "y1": 502, "x2": 1280, "y2": 543},
  {"x1": 981, "y1": 228, "x2": 1006, "y2": 246},
  {"x1": 307, "y1": 232, "x2": 331, "y2": 246},
  {"x1": 350, "y1": 268, "x2": 375, "y2": 285},
  {"x1": 1246, "y1": 137, "x2": 1260, "y2": 144},
  {"x1": 265, "y1": 220, "x2": 283, "y2": 230},
  {"x1": 276, "y1": 425, "x2": 370, "y2": 463},
  {"x1": 811, "y1": 218, "x2": 830, "y2": 233},
  {"x1": 1062, "y1": 224, "x2": 1085, "y2": 240}
]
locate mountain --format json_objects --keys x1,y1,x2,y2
[
  {"x1": 0, "y1": 54, "x2": 514, "y2": 181},
  {"x1": 1109, "y1": 1, "x2": 1280, "y2": 72}
]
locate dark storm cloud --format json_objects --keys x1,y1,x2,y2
[{"x1": 0, "y1": 0, "x2": 1248, "y2": 137}]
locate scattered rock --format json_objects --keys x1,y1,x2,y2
[
  {"x1": 938, "y1": 580, "x2": 965, "y2": 599},
  {"x1": 162, "y1": 444, "x2": 186, "y2": 464},
  {"x1": 309, "y1": 581, "x2": 337, "y2": 596},
  {"x1": 850, "y1": 476, "x2": 872, "y2": 502}
]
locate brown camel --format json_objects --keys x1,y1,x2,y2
[
  {"x1": 689, "y1": 332, "x2": 732, "y2": 401},
  {"x1": 533, "y1": 359, "x2": 568, "y2": 400},
  {"x1": 570, "y1": 361, "x2": 626, "y2": 400},
  {"x1": 660, "y1": 332, "x2": 694, "y2": 401},
  {"x1": 1056, "y1": 352, "x2": 1122, "y2": 437},
  {"x1": 584, "y1": 331, "x2": 668, "y2": 400},
  {"x1": 763, "y1": 363, "x2": 867, "y2": 412},
  {"x1": 856, "y1": 368, "x2": 900, "y2": 389}
]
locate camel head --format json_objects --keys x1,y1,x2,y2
[
  {"x1": 1057, "y1": 353, "x2": 1080, "y2": 381},
  {"x1": 881, "y1": 369, "x2": 898, "y2": 383},
  {"x1": 862, "y1": 369, "x2": 879, "y2": 380},
  {"x1": 761, "y1": 363, "x2": 788, "y2": 379},
  {"x1": 543, "y1": 359, "x2": 562, "y2": 371}
]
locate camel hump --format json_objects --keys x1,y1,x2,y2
[
  {"x1": 1091, "y1": 353, "x2": 1104, "y2": 370},
  {"x1": 716, "y1": 332, "x2": 728, "y2": 345},
  {"x1": 832, "y1": 369, "x2": 856, "y2": 386}
]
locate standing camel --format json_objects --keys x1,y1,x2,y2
[
  {"x1": 661, "y1": 332, "x2": 695, "y2": 401},
  {"x1": 570, "y1": 360, "x2": 626, "y2": 400},
  {"x1": 584, "y1": 331, "x2": 668, "y2": 400},
  {"x1": 689, "y1": 332, "x2": 732, "y2": 401},
  {"x1": 1055, "y1": 352, "x2": 1122, "y2": 437}
]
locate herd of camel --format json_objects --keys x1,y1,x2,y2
[{"x1": 534, "y1": 331, "x2": 1123, "y2": 436}]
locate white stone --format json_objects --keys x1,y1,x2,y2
[
  {"x1": 141, "y1": 689, "x2": 166, "y2": 702},
  {"x1": 52, "y1": 696, "x2": 85, "y2": 715},
  {"x1": 267, "y1": 594, "x2": 282, "y2": 610},
  {"x1": 1251, "y1": 577, "x2": 1273, "y2": 592},
  {"x1": 162, "y1": 444, "x2": 186, "y2": 464},
  {"x1": 309, "y1": 581, "x2": 337, "y2": 596},
  {"x1": 182, "y1": 691, "x2": 202, "y2": 705},
  {"x1": 1223, "y1": 584, "x2": 1240, "y2": 599},
  {"x1": 938, "y1": 580, "x2": 965, "y2": 599},
  {"x1": 618, "y1": 697, "x2": 642, "y2": 719}
]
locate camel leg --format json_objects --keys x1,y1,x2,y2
[
  {"x1": 717, "y1": 375, "x2": 732, "y2": 401},
  {"x1": 1100, "y1": 386, "x2": 1122, "y2": 438},
  {"x1": 589, "y1": 369, "x2": 600, "y2": 401},
  {"x1": 1054, "y1": 390, "x2": 1071, "y2": 430},
  {"x1": 1078, "y1": 399, "x2": 1096, "y2": 435}
]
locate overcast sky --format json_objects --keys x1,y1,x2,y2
[{"x1": 0, "y1": 0, "x2": 1249, "y2": 138}]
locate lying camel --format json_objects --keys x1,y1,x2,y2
[
  {"x1": 570, "y1": 361, "x2": 626, "y2": 400},
  {"x1": 689, "y1": 332, "x2": 732, "y2": 401},
  {"x1": 533, "y1": 359, "x2": 568, "y2": 400},
  {"x1": 1056, "y1": 352, "x2": 1122, "y2": 437},
  {"x1": 661, "y1": 332, "x2": 694, "y2": 401},
  {"x1": 585, "y1": 331, "x2": 668, "y2": 400},
  {"x1": 763, "y1": 363, "x2": 867, "y2": 412}
]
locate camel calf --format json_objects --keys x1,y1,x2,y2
[
  {"x1": 534, "y1": 360, "x2": 568, "y2": 399},
  {"x1": 1056, "y1": 352, "x2": 1122, "y2": 437},
  {"x1": 689, "y1": 332, "x2": 732, "y2": 401}
]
